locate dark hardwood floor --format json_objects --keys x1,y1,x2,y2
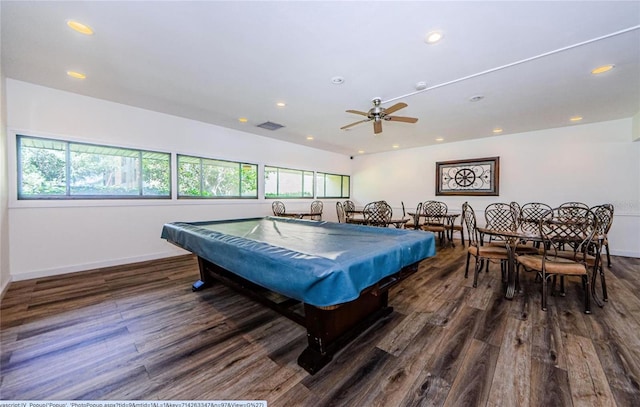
[{"x1": 1, "y1": 242, "x2": 639, "y2": 406}]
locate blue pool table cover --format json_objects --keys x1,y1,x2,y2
[{"x1": 161, "y1": 217, "x2": 436, "y2": 307}]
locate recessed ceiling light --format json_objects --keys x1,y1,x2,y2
[
  {"x1": 276, "y1": 102, "x2": 286, "y2": 107},
  {"x1": 238, "y1": 117, "x2": 248, "y2": 123},
  {"x1": 67, "y1": 70, "x2": 86, "y2": 79},
  {"x1": 469, "y1": 95, "x2": 485, "y2": 102},
  {"x1": 435, "y1": 137, "x2": 444, "y2": 142},
  {"x1": 425, "y1": 31, "x2": 443, "y2": 44},
  {"x1": 591, "y1": 64, "x2": 615, "y2": 75},
  {"x1": 358, "y1": 150, "x2": 365, "y2": 154},
  {"x1": 66, "y1": 20, "x2": 94, "y2": 35},
  {"x1": 415, "y1": 81, "x2": 428, "y2": 90},
  {"x1": 331, "y1": 76, "x2": 345, "y2": 85},
  {"x1": 306, "y1": 136, "x2": 314, "y2": 140},
  {"x1": 493, "y1": 128, "x2": 503, "y2": 134},
  {"x1": 570, "y1": 116, "x2": 583, "y2": 122},
  {"x1": 392, "y1": 144, "x2": 400, "y2": 149}
]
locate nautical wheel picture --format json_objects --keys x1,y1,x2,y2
[{"x1": 436, "y1": 157, "x2": 500, "y2": 196}]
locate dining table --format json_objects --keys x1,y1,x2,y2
[
  {"x1": 347, "y1": 217, "x2": 409, "y2": 228},
  {"x1": 409, "y1": 212, "x2": 460, "y2": 247}
]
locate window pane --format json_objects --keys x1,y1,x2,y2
[
  {"x1": 342, "y1": 176, "x2": 350, "y2": 198},
  {"x1": 279, "y1": 168, "x2": 303, "y2": 197},
  {"x1": 178, "y1": 156, "x2": 203, "y2": 197},
  {"x1": 178, "y1": 155, "x2": 257, "y2": 199},
  {"x1": 18, "y1": 135, "x2": 170, "y2": 199},
  {"x1": 315, "y1": 173, "x2": 325, "y2": 197},
  {"x1": 325, "y1": 174, "x2": 342, "y2": 197},
  {"x1": 264, "y1": 166, "x2": 278, "y2": 198},
  {"x1": 241, "y1": 164, "x2": 258, "y2": 197},
  {"x1": 70, "y1": 148, "x2": 140, "y2": 196},
  {"x1": 203, "y1": 159, "x2": 240, "y2": 197},
  {"x1": 19, "y1": 138, "x2": 67, "y2": 197},
  {"x1": 143, "y1": 154, "x2": 171, "y2": 196},
  {"x1": 303, "y1": 171, "x2": 314, "y2": 197}
]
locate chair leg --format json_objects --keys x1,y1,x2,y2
[
  {"x1": 541, "y1": 275, "x2": 548, "y2": 311},
  {"x1": 473, "y1": 258, "x2": 482, "y2": 288},
  {"x1": 584, "y1": 275, "x2": 591, "y2": 314},
  {"x1": 605, "y1": 243, "x2": 612, "y2": 268},
  {"x1": 600, "y1": 265, "x2": 608, "y2": 302},
  {"x1": 560, "y1": 275, "x2": 566, "y2": 296},
  {"x1": 465, "y1": 252, "x2": 471, "y2": 278}
]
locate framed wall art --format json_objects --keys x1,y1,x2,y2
[{"x1": 435, "y1": 156, "x2": 500, "y2": 196}]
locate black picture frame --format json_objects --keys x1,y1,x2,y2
[{"x1": 435, "y1": 156, "x2": 500, "y2": 196}]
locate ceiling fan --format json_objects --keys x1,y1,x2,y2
[{"x1": 340, "y1": 98, "x2": 418, "y2": 134}]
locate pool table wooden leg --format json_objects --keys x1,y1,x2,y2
[{"x1": 298, "y1": 290, "x2": 391, "y2": 374}]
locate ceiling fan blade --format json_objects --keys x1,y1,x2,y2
[
  {"x1": 373, "y1": 120, "x2": 383, "y2": 134},
  {"x1": 384, "y1": 102, "x2": 408, "y2": 115},
  {"x1": 340, "y1": 119, "x2": 369, "y2": 130},
  {"x1": 346, "y1": 109, "x2": 369, "y2": 116},
  {"x1": 386, "y1": 115, "x2": 418, "y2": 123}
]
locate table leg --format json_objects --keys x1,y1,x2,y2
[{"x1": 504, "y1": 240, "x2": 517, "y2": 300}]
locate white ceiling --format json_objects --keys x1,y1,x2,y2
[{"x1": 2, "y1": 1, "x2": 639, "y2": 156}]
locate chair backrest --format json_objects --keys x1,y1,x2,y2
[
  {"x1": 520, "y1": 202, "x2": 552, "y2": 234},
  {"x1": 590, "y1": 204, "x2": 614, "y2": 238},
  {"x1": 485, "y1": 203, "x2": 517, "y2": 232},
  {"x1": 310, "y1": 200, "x2": 323, "y2": 220},
  {"x1": 559, "y1": 201, "x2": 589, "y2": 209},
  {"x1": 510, "y1": 201, "x2": 521, "y2": 227},
  {"x1": 557, "y1": 204, "x2": 591, "y2": 221},
  {"x1": 462, "y1": 202, "x2": 480, "y2": 247},
  {"x1": 363, "y1": 200, "x2": 392, "y2": 227},
  {"x1": 540, "y1": 207, "x2": 597, "y2": 261},
  {"x1": 272, "y1": 200, "x2": 286, "y2": 216},
  {"x1": 412, "y1": 202, "x2": 423, "y2": 228},
  {"x1": 336, "y1": 201, "x2": 346, "y2": 223},
  {"x1": 344, "y1": 200, "x2": 355, "y2": 219},
  {"x1": 423, "y1": 201, "x2": 448, "y2": 224}
]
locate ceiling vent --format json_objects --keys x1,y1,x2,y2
[{"x1": 257, "y1": 121, "x2": 285, "y2": 131}]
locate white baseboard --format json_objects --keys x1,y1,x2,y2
[
  {"x1": 10, "y1": 248, "x2": 188, "y2": 282},
  {"x1": 610, "y1": 249, "x2": 640, "y2": 259}
]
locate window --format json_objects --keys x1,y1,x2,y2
[
  {"x1": 17, "y1": 135, "x2": 170, "y2": 199},
  {"x1": 177, "y1": 155, "x2": 257, "y2": 198},
  {"x1": 264, "y1": 166, "x2": 314, "y2": 198},
  {"x1": 316, "y1": 172, "x2": 350, "y2": 198}
]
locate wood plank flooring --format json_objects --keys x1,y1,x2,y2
[{"x1": 1, "y1": 243, "x2": 639, "y2": 406}]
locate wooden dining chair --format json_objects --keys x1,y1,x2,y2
[
  {"x1": 594, "y1": 203, "x2": 614, "y2": 268},
  {"x1": 421, "y1": 201, "x2": 448, "y2": 245},
  {"x1": 520, "y1": 202, "x2": 552, "y2": 246},
  {"x1": 336, "y1": 201, "x2": 346, "y2": 223},
  {"x1": 516, "y1": 207, "x2": 596, "y2": 314},
  {"x1": 272, "y1": 200, "x2": 286, "y2": 216},
  {"x1": 462, "y1": 202, "x2": 510, "y2": 287},
  {"x1": 344, "y1": 200, "x2": 356, "y2": 221},
  {"x1": 589, "y1": 204, "x2": 614, "y2": 301},
  {"x1": 510, "y1": 201, "x2": 522, "y2": 228},
  {"x1": 484, "y1": 202, "x2": 517, "y2": 244},
  {"x1": 363, "y1": 200, "x2": 392, "y2": 227},
  {"x1": 310, "y1": 200, "x2": 323, "y2": 220},
  {"x1": 401, "y1": 201, "x2": 422, "y2": 230}
]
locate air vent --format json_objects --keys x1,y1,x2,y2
[{"x1": 257, "y1": 121, "x2": 285, "y2": 131}]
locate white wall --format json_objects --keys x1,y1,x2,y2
[
  {"x1": 5, "y1": 80, "x2": 351, "y2": 280},
  {"x1": 0, "y1": 35, "x2": 11, "y2": 295},
  {"x1": 352, "y1": 118, "x2": 640, "y2": 258}
]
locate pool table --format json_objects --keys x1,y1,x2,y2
[{"x1": 161, "y1": 216, "x2": 436, "y2": 374}]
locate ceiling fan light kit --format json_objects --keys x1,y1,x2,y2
[{"x1": 341, "y1": 98, "x2": 418, "y2": 134}]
